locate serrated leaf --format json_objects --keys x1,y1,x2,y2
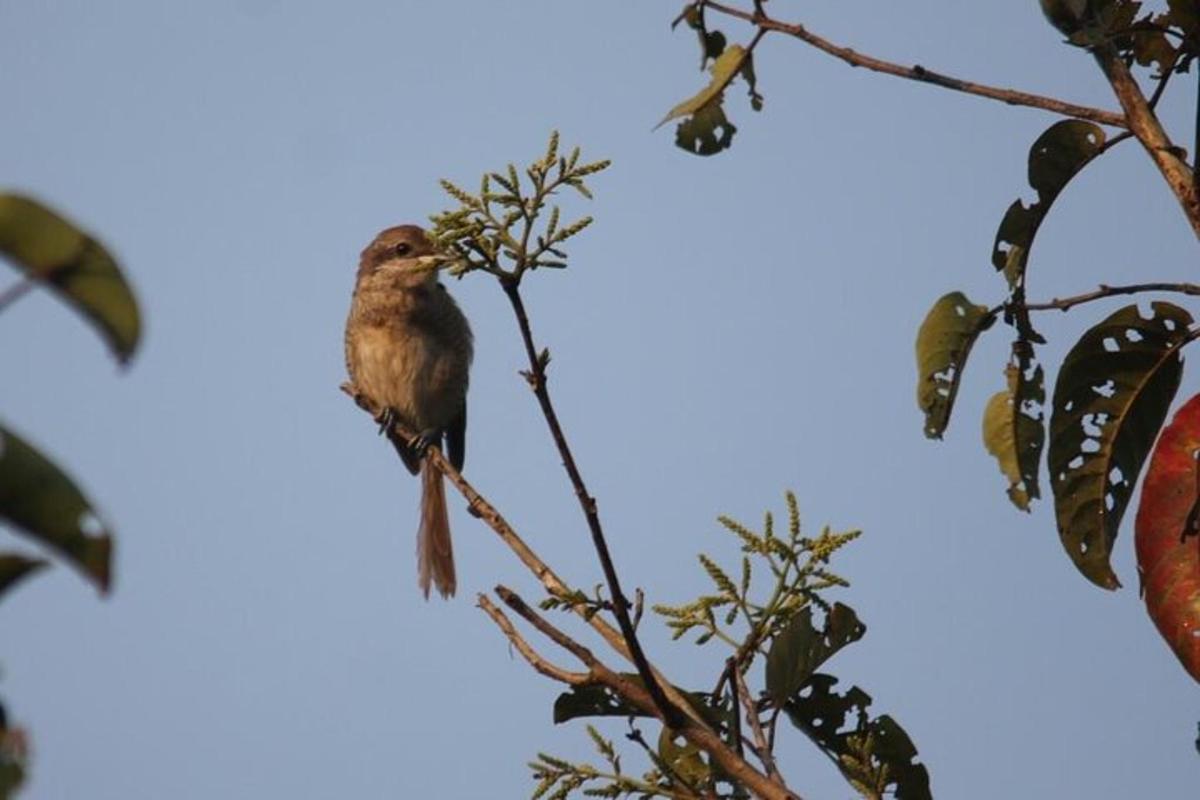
[
  {"x1": 915, "y1": 291, "x2": 994, "y2": 438},
  {"x1": 1049, "y1": 302, "x2": 1192, "y2": 590},
  {"x1": 992, "y1": 121, "x2": 1106, "y2": 293},
  {"x1": 784, "y1": 673, "x2": 931, "y2": 800},
  {"x1": 0, "y1": 194, "x2": 140, "y2": 363},
  {"x1": 765, "y1": 603, "x2": 866, "y2": 706},
  {"x1": 982, "y1": 346, "x2": 1046, "y2": 511},
  {"x1": 0, "y1": 554, "x2": 48, "y2": 599},
  {"x1": 1134, "y1": 393, "x2": 1200, "y2": 683},
  {"x1": 0, "y1": 424, "x2": 112, "y2": 592}
]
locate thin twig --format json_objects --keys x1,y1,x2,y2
[
  {"x1": 699, "y1": 1, "x2": 1128, "y2": 128},
  {"x1": 477, "y1": 594, "x2": 590, "y2": 686},
  {"x1": 499, "y1": 279, "x2": 683, "y2": 729},
  {"x1": 0, "y1": 278, "x2": 35, "y2": 314},
  {"x1": 733, "y1": 665, "x2": 785, "y2": 786},
  {"x1": 987, "y1": 281, "x2": 1200, "y2": 318}
]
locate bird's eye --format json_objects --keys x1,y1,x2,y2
[{"x1": 393, "y1": 242, "x2": 412, "y2": 257}]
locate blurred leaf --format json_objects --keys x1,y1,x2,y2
[
  {"x1": 982, "y1": 345, "x2": 1046, "y2": 511},
  {"x1": 0, "y1": 424, "x2": 112, "y2": 592},
  {"x1": 765, "y1": 603, "x2": 866, "y2": 706},
  {"x1": 657, "y1": 727, "x2": 712, "y2": 788},
  {"x1": 991, "y1": 121, "x2": 1106, "y2": 296},
  {"x1": 915, "y1": 291, "x2": 994, "y2": 439},
  {"x1": 784, "y1": 673, "x2": 932, "y2": 800},
  {"x1": 0, "y1": 554, "x2": 48, "y2": 600},
  {"x1": 0, "y1": 194, "x2": 140, "y2": 363},
  {"x1": 658, "y1": 45, "x2": 748, "y2": 156},
  {"x1": 1135, "y1": 393, "x2": 1200, "y2": 684},
  {"x1": 1049, "y1": 302, "x2": 1192, "y2": 590},
  {"x1": 0, "y1": 717, "x2": 27, "y2": 800}
]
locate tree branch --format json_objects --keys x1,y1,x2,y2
[
  {"x1": 340, "y1": 382, "x2": 712, "y2": 731},
  {"x1": 1091, "y1": 43, "x2": 1200, "y2": 239},
  {"x1": 499, "y1": 278, "x2": 683, "y2": 729},
  {"x1": 477, "y1": 593, "x2": 590, "y2": 685},
  {"x1": 733, "y1": 663, "x2": 784, "y2": 787},
  {"x1": 987, "y1": 281, "x2": 1200, "y2": 317},
  {"x1": 493, "y1": 585, "x2": 803, "y2": 800},
  {"x1": 698, "y1": 1, "x2": 1129, "y2": 128}
]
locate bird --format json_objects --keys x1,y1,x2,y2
[{"x1": 344, "y1": 225, "x2": 473, "y2": 598}]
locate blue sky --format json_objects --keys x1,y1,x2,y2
[{"x1": 2, "y1": 1, "x2": 1198, "y2": 797}]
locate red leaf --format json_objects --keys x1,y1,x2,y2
[{"x1": 1135, "y1": 393, "x2": 1200, "y2": 683}]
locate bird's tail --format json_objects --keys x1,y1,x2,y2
[{"x1": 418, "y1": 455, "x2": 456, "y2": 599}]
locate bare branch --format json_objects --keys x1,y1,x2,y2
[
  {"x1": 699, "y1": 1, "x2": 1128, "y2": 129},
  {"x1": 1091, "y1": 44, "x2": 1200, "y2": 238},
  {"x1": 986, "y1": 281, "x2": 1200, "y2": 319},
  {"x1": 499, "y1": 278, "x2": 683, "y2": 729},
  {"x1": 493, "y1": 585, "x2": 804, "y2": 800},
  {"x1": 340, "y1": 382, "x2": 712, "y2": 731},
  {"x1": 477, "y1": 593, "x2": 590, "y2": 686},
  {"x1": 733, "y1": 664, "x2": 785, "y2": 787}
]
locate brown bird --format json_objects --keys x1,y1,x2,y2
[{"x1": 344, "y1": 225, "x2": 473, "y2": 598}]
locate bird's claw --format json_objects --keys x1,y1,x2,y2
[
  {"x1": 414, "y1": 429, "x2": 440, "y2": 458},
  {"x1": 376, "y1": 407, "x2": 398, "y2": 436}
]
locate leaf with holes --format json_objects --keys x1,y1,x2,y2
[
  {"x1": 0, "y1": 425, "x2": 112, "y2": 592},
  {"x1": 0, "y1": 554, "x2": 48, "y2": 600},
  {"x1": 0, "y1": 194, "x2": 140, "y2": 363},
  {"x1": 765, "y1": 603, "x2": 866, "y2": 706},
  {"x1": 982, "y1": 345, "x2": 1046, "y2": 511},
  {"x1": 784, "y1": 673, "x2": 931, "y2": 800},
  {"x1": 1134, "y1": 393, "x2": 1200, "y2": 683},
  {"x1": 1049, "y1": 302, "x2": 1192, "y2": 589},
  {"x1": 992, "y1": 121, "x2": 1106, "y2": 292},
  {"x1": 916, "y1": 291, "x2": 994, "y2": 439}
]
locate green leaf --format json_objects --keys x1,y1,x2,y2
[
  {"x1": 0, "y1": 554, "x2": 48, "y2": 599},
  {"x1": 915, "y1": 291, "x2": 994, "y2": 439},
  {"x1": 784, "y1": 673, "x2": 931, "y2": 800},
  {"x1": 982, "y1": 346, "x2": 1046, "y2": 511},
  {"x1": 1049, "y1": 302, "x2": 1192, "y2": 590},
  {"x1": 658, "y1": 45, "x2": 747, "y2": 128},
  {"x1": 658, "y1": 45, "x2": 748, "y2": 157},
  {"x1": 657, "y1": 728, "x2": 711, "y2": 788},
  {"x1": 992, "y1": 121, "x2": 1106, "y2": 292},
  {"x1": 0, "y1": 424, "x2": 112, "y2": 592},
  {"x1": 674, "y1": 103, "x2": 737, "y2": 157},
  {"x1": 765, "y1": 603, "x2": 866, "y2": 706},
  {"x1": 0, "y1": 194, "x2": 140, "y2": 363},
  {"x1": 553, "y1": 681, "x2": 730, "y2": 730}
]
